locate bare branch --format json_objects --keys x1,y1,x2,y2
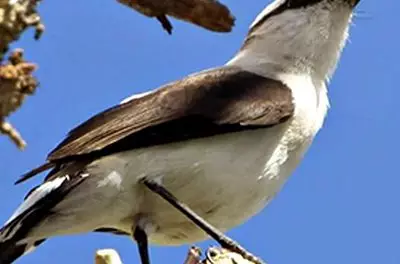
[
  {"x1": 117, "y1": 0, "x2": 235, "y2": 34},
  {"x1": 0, "y1": 0, "x2": 44, "y2": 60},
  {"x1": 0, "y1": 120, "x2": 25, "y2": 148},
  {"x1": 94, "y1": 246, "x2": 262, "y2": 264}
]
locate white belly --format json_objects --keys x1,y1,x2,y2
[
  {"x1": 31, "y1": 118, "x2": 315, "y2": 245},
  {"x1": 91, "y1": 118, "x2": 314, "y2": 243}
]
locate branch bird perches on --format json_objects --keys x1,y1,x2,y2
[{"x1": 95, "y1": 247, "x2": 259, "y2": 264}]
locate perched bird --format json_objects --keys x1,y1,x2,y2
[{"x1": 0, "y1": 0, "x2": 361, "y2": 263}]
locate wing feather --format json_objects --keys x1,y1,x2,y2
[
  {"x1": 18, "y1": 66, "x2": 294, "y2": 184},
  {"x1": 48, "y1": 66, "x2": 294, "y2": 161}
]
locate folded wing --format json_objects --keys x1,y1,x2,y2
[{"x1": 18, "y1": 66, "x2": 294, "y2": 183}]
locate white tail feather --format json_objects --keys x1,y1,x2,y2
[{"x1": 5, "y1": 176, "x2": 67, "y2": 226}]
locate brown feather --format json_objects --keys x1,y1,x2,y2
[
  {"x1": 18, "y1": 67, "x2": 294, "y2": 183},
  {"x1": 15, "y1": 162, "x2": 55, "y2": 185},
  {"x1": 47, "y1": 67, "x2": 294, "y2": 162}
]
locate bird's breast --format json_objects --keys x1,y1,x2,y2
[{"x1": 106, "y1": 120, "x2": 317, "y2": 244}]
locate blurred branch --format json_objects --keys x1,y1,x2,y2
[
  {"x1": 0, "y1": 0, "x2": 43, "y2": 149},
  {"x1": 117, "y1": 0, "x2": 235, "y2": 34},
  {"x1": 0, "y1": 0, "x2": 44, "y2": 60},
  {"x1": 94, "y1": 246, "x2": 260, "y2": 264},
  {"x1": 0, "y1": 49, "x2": 38, "y2": 149}
]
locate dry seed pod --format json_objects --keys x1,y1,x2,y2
[{"x1": 0, "y1": 49, "x2": 38, "y2": 149}]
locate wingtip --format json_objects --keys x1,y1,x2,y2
[
  {"x1": 15, "y1": 162, "x2": 54, "y2": 185},
  {"x1": 15, "y1": 178, "x2": 24, "y2": 185}
]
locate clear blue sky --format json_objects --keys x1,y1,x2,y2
[{"x1": 0, "y1": 1, "x2": 397, "y2": 263}]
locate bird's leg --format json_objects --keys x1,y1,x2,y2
[
  {"x1": 133, "y1": 225, "x2": 150, "y2": 264},
  {"x1": 141, "y1": 178, "x2": 265, "y2": 264}
]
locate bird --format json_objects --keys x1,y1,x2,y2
[{"x1": 0, "y1": 0, "x2": 361, "y2": 263}]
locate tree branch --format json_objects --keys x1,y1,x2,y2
[
  {"x1": 0, "y1": 0, "x2": 43, "y2": 149},
  {"x1": 94, "y1": 246, "x2": 261, "y2": 264},
  {"x1": 117, "y1": 0, "x2": 235, "y2": 34},
  {"x1": 0, "y1": 0, "x2": 44, "y2": 60},
  {"x1": 0, "y1": 49, "x2": 38, "y2": 149}
]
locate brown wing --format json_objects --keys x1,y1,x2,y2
[{"x1": 16, "y1": 66, "x2": 294, "y2": 184}]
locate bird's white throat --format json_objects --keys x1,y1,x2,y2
[{"x1": 228, "y1": 0, "x2": 354, "y2": 83}]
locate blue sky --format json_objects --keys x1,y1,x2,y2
[{"x1": 0, "y1": 0, "x2": 397, "y2": 263}]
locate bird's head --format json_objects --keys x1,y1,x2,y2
[{"x1": 228, "y1": 0, "x2": 361, "y2": 81}]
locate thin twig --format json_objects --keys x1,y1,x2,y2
[{"x1": 0, "y1": 120, "x2": 25, "y2": 148}]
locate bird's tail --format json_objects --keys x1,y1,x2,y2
[
  {"x1": 0, "y1": 179, "x2": 64, "y2": 263},
  {"x1": 0, "y1": 236, "x2": 45, "y2": 264},
  {"x1": 0, "y1": 239, "x2": 29, "y2": 264},
  {"x1": 0, "y1": 193, "x2": 50, "y2": 264},
  {"x1": 0, "y1": 161, "x2": 88, "y2": 263}
]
